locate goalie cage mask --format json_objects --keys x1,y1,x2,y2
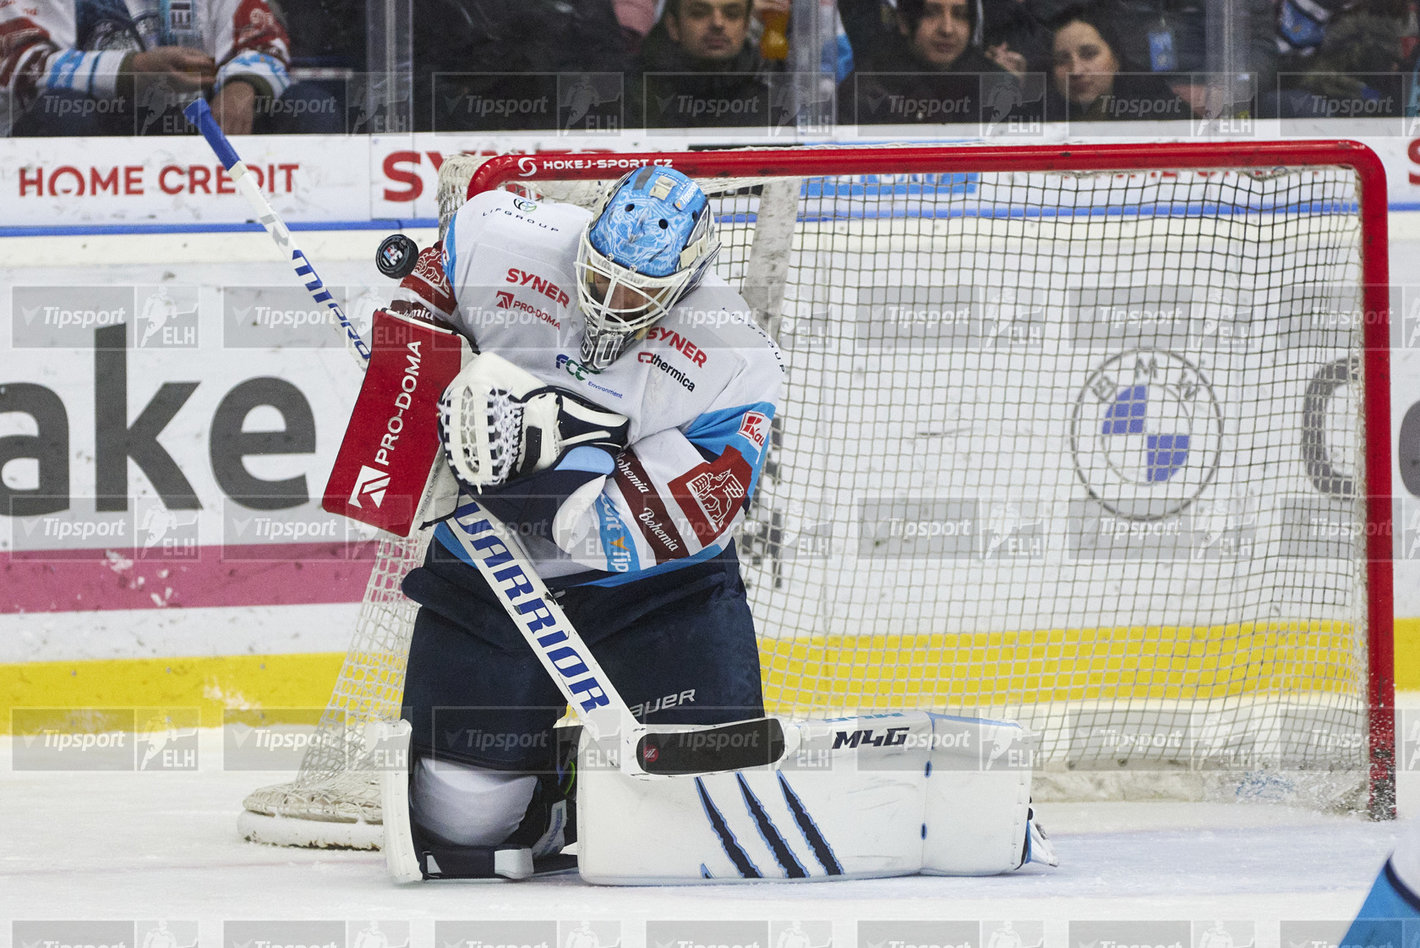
[{"x1": 575, "y1": 166, "x2": 721, "y2": 370}]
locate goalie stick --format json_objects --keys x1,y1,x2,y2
[{"x1": 185, "y1": 105, "x2": 788, "y2": 779}]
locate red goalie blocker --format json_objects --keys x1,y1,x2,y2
[{"x1": 324, "y1": 309, "x2": 470, "y2": 537}]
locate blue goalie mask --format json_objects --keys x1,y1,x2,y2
[{"x1": 575, "y1": 166, "x2": 720, "y2": 369}]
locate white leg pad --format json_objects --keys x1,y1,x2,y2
[{"x1": 577, "y1": 712, "x2": 1042, "y2": 884}]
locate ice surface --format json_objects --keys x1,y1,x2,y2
[{"x1": 0, "y1": 730, "x2": 1401, "y2": 945}]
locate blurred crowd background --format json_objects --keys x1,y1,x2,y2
[{"x1": 0, "y1": 0, "x2": 1415, "y2": 135}]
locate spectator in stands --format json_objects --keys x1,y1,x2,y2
[
  {"x1": 416, "y1": 0, "x2": 627, "y2": 132},
  {"x1": 836, "y1": 0, "x2": 1040, "y2": 125},
  {"x1": 0, "y1": 0, "x2": 342, "y2": 136},
  {"x1": 1098, "y1": 0, "x2": 1274, "y2": 118},
  {"x1": 1270, "y1": 11, "x2": 1405, "y2": 117},
  {"x1": 1045, "y1": 5, "x2": 1189, "y2": 120},
  {"x1": 629, "y1": 0, "x2": 789, "y2": 128}
]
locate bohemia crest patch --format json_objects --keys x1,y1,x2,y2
[{"x1": 670, "y1": 447, "x2": 754, "y2": 541}]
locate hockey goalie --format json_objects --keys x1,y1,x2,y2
[{"x1": 326, "y1": 165, "x2": 1059, "y2": 883}]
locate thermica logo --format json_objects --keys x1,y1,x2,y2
[{"x1": 349, "y1": 465, "x2": 390, "y2": 508}]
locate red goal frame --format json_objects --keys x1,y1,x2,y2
[{"x1": 469, "y1": 141, "x2": 1395, "y2": 817}]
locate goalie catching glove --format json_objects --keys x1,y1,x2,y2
[{"x1": 439, "y1": 352, "x2": 631, "y2": 491}]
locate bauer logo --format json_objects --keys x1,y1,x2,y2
[
  {"x1": 224, "y1": 285, "x2": 352, "y2": 349},
  {"x1": 12, "y1": 285, "x2": 132, "y2": 348},
  {"x1": 558, "y1": 72, "x2": 623, "y2": 133},
  {"x1": 1070, "y1": 920, "x2": 1189, "y2": 948},
  {"x1": 222, "y1": 708, "x2": 326, "y2": 771},
  {"x1": 225, "y1": 920, "x2": 346, "y2": 948},
  {"x1": 436, "y1": 920, "x2": 556, "y2": 948},
  {"x1": 11, "y1": 708, "x2": 138, "y2": 770},
  {"x1": 858, "y1": 497, "x2": 979, "y2": 558},
  {"x1": 647, "y1": 920, "x2": 768, "y2": 948},
  {"x1": 857, "y1": 919, "x2": 978, "y2": 948}
]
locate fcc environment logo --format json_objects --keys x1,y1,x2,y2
[{"x1": 1071, "y1": 349, "x2": 1223, "y2": 520}]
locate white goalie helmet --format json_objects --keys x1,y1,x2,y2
[{"x1": 574, "y1": 166, "x2": 721, "y2": 370}]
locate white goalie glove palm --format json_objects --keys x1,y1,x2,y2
[{"x1": 438, "y1": 352, "x2": 630, "y2": 490}]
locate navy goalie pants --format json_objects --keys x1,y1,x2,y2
[{"x1": 399, "y1": 539, "x2": 766, "y2": 772}]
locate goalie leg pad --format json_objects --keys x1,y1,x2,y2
[
  {"x1": 576, "y1": 712, "x2": 1050, "y2": 884},
  {"x1": 371, "y1": 720, "x2": 544, "y2": 882}
]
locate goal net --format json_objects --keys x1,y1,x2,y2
[{"x1": 239, "y1": 142, "x2": 1394, "y2": 847}]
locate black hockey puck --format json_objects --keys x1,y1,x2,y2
[{"x1": 376, "y1": 233, "x2": 419, "y2": 279}]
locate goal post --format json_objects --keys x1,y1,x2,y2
[{"x1": 240, "y1": 141, "x2": 1394, "y2": 846}]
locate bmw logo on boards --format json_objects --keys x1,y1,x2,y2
[{"x1": 1070, "y1": 349, "x2": 1223, "y2": 521}]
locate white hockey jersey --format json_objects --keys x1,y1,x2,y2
[
  {"x1": 0, "y1": 0, "x2": 290, "y2": 135},
  {"x1": 409, "y1": 188, "x2": 785, "y2": 587}
]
